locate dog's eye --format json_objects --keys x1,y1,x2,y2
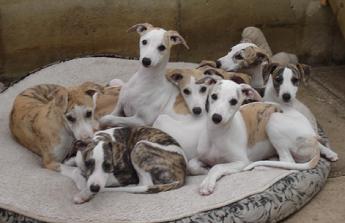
[
  {"x1": 229, "y1": 99, "x2": 238, "y2": 106},
  {"x1": 200, "y1": 86, "x2": 207, "y2": 93},
  {"x1": 142, "y1": 40, "x2": 147, "y2": 45},
  {"x1": 211, "y1": 94, "x2": 218, "y2": 100},
  {"x1": 291, "y1": 77, "x2": 298, "y2": 85},
  {"x1": 234, "y1": 53, "x2": 243, "y2": 60},
  {"x1": 183, "y1": 89, "x2": 191, "y2": 95},
  {"x1": 66, "y1": 115, "x2": 76, "y2": 123},
  {"x1": 102, "y1": 161, "x2": 112, "y2": 173},
  {"x1": 85, "y1": 159, "x2": 95, "y2": 168},
  {"x1": 85, "y1": 111, "x2": 92, "y2": 118},
  {"x1": 275, "y1": 76, "x2": 283, "y2": 84},
  {"x1": 158, "y1": 45, "x2": 166, "y2": 51}
]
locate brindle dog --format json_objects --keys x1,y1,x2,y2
[{"x1": 70, "y1": 126, "x2": 187, "y2": 204}]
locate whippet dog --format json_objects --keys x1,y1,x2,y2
[
  {"x1": 215, "y1": 42, "x2": 269, "y2": 93},
  {"x1": 262, "y1": 63, "x2": 338, "y2": 161},
  {"x1": 10, "y1": 82, "x2": 100, "y2": 171},
  {"x1": 100, "y1": 23, "x2": 189, "y2": 128},
  {"x1": 65, "y1": 127, "x2": 187, "y2": 204},
  {"x1": 191, "y1": 79, "x2": 326, "y2": 196}
]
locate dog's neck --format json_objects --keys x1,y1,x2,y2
[
  {"x1": 206, "y1": 112, "x2": 240, "y2": 137},
  {"x1": 137, "y1": 56, "x2": 170, "y2": 83},
  {"x1": 240, "y1": 64, "x2": 264, "y2": 89}
]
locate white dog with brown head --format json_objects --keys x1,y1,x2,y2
[{"x1": 100, "y1": 23, "x2": 189, "y2": 128}]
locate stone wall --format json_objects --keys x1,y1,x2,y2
[{"x1": 0, "y1": 0, "x2": 344, "y2": 84}]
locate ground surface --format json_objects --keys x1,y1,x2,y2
[{"x1": 283, "y1": 66, "x2": 345, "y2": 222}]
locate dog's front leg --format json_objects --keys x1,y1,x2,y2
[
  {"x1": 188, "y1": 158, "x2": 209, "y2": 175},
  {"x1": 60, "y1": 164, "x2": 86, "y2": 191},
  {"x1": 100, "y1": 114, "x2": 146, "y2": 128},
  {"x1": 199, "y1": 161, "x2": 250, "y2": 196}
]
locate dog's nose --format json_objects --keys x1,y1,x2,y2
[
  {"x1": 212, "y1": 113, "x2": 222, "y2": 124},
  {"x1": 215, "y1": 60, "x2": 222, "y2": 68},
  {"x1": 282, "y1": 93, "x2": 291, "y2": 102},
  {"x1": 90, "y1": 184, "x2": 100, "y2": 193},
  {"x1": 192, "y1": 107, "x2": 202, "y2": 115},
  {"x1": 142, "y1": 57, "x2": 151, "y2": 67}
]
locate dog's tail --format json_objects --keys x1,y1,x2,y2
[{"x1": 147, "y1": 181, "x2": 184, "y2": 193}]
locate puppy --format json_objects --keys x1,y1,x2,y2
[
  {"x1": 100, "y1": 23, "x2": 189, "y2": 128},
  {"x1": 10, "y1": 82, "x2": 99, "y2": 171},
  {"x1": 262, "y1": 63, "x2": 338, "y2": 161},
  {"x1": 191, "y1": 79, "x2": 325, "y2": 195},
  {"x1": 69, "y1": 127, "x2": 187, "y2": 204}
]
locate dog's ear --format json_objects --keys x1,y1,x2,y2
[
  {"x1": 196, "y1": 76, "x2": 220, "y2": 85},
  {"x1": 85, "y1": 89, "x2": 97, "y2": 97},
  {"x1": 166, "y1": 30, "x2": 189, "y2": 49},
  {"x1": 296, "y1": 63, "x2": 311, "y2": 84},
  {"x1": 262, "y1": 63, "x2": 280, "y2": 83},
  {"x1": 73, "y1": 140, "x2": 91, "y2": 152},
  {"x1": 203, "y1": 68, "x2": 224, "y2": 79},
  {"x1": 197, "y1": 60, "x2": 217, "y2": 69},
  {"x1": 254, "y1": 48, "x2": 269, "y2": 64},
  {"x1": 52, "y1": 88, "x2": 68, "y2": 112},
  {"x1": 127, "y1": 23, "x2": 153, "y2": 36},
  {"x1": 240, "y1": 84, "x2": 263, "y2": 102},
  {"x1": 166, "y1": 69, "x2": 185, "y2": 86}
]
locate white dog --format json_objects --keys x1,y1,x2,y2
[
  {"x1": 100, "y1": 23, "x2": 189, "y2": 128},
  {"x1": 191, "y1": 79, "x2": 326, "y2": 196}
]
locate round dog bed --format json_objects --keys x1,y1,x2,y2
[{"x1": 0, "y1": 57, "x2": 331, "y2": 223}]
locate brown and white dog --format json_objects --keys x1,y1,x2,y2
[
  {"x1": 10, "y1": 82, "x2": 103, "y2": 171},
  {"x1": 67, "y1": 127, "x2": 187, "y2": 204}
]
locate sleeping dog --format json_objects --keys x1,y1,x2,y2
[{"x1": 66, "y1": 127, "x2": 187, "y2": 204}]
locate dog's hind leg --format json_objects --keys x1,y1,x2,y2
[
  {"x1": 188, "y1": 158, "x2": 209, "y2": 175},
  {"x1": 319, "y1": 143, "x2": 338, "y2": 161},
  {"x1": 199, "y1": 161, "x2": 251, "y2": 196}
]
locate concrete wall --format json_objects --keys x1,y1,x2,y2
[{"x1": 0, "y1": 0, "x2": 344, "y2": 84}]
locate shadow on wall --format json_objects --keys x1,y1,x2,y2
[{"x1": 0, "y1": 0, "x2": 345, "y2": 85}]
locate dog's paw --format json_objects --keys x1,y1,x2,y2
[
  {"x1": 73, "y1": 191, "x2": 92, "y2": 204},
  {"x1": 326, "y1": 152, "x2": 338, "y2": 162},
  {"x1": 108, "y1": 79, "x2": 124, "y2": 87},
  {"x1": 199, "y1": 177, "x2": 216, "y2": 196}
]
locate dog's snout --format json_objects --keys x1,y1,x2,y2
[
  {"x1": 90, "y1": 184, "x2": 100, "y2": 193},
  {"x1": 142, "y1": 57, "x2": 151, "y2": 67},
  {"x1": 212, "y1": 113, "x2": 222, "y2": 124},
  {"x1": 215, "y1": 60, "x2": 222, "y2": 68},
  {"x1": 192, "y1": 107, "x2": 202, "y2": 115},
  {"x1": 282, "y1": 93, "x2": 291, "y2": 102}
]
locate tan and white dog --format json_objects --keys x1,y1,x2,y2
[
  {"x1": 10, "y1": 82, "x2": 105, "y2": 171},
  {"x1": 191, "y1": 79, "x2": 327, "y2": 196},
  {"x1": 100, "y1": 23, "x2": 189, "y2": 128}
]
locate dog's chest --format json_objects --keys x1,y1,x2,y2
[{"x1": 240, "y1": 103, "x2": 281, "y2": 147}]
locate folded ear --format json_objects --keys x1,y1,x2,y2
[
  {"x1": 262, "y1": 63, "x2": 280, "y2": 83},
  {"x1": 240, "y1": 84, "x2": 263, "y2": 102},
  {"x1": 127, "y1": 23, "x2": 153, "y2": 36},
  {"x1": 197, "y1": 60, "x2": 217, "y2": 69},
  {"x1": 255, "y1": 47, "x2": 270, "y2": 64},
  {"x1": 52, "y1": 88, "x2": 68, "y2": 112},
  {"x1": 296, "y1": 63, "x2": 311, "y2": 84},
  {"x1": 196, "y1": 75, "x2": 220, "y2": 86},
  {"x1": 166, "y1": 70, "x2": 185, "y2": 86},
  {"x1": 166, "y1": 30, "x2": 189, "y2": 49},
  {"x1": 203, "y1": 68, "x2": 224, "y2": 79}
]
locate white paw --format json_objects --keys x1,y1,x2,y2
[
  {"x1": 199, "y1": 177, "x2": 216, "y2": 196},
  {"x1": 73, "y1": 169, "x2": 87, "y2": 191},
  {"x1": 326, "y1": 152, "x2": 339, "y2": 162},
  {"x1": 73, "y1": 191, "x2": 92, "y2": 204},
  {"x1": 108, "y1": 79, "x2": 124, "y2": 87}
]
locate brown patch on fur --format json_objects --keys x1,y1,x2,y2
[
  {"x1": 240, "y1": 103, "x2": 281, "y2": 147},
  {"x1": 236, "y1": 46, "x2": 269, "y2": 69},
  {"x1": 10, "y1": 82, "x2": 104, "y2": 171}
]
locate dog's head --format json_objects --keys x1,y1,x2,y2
[
  {"x1": 216, "y1": 43, "x2": 269, "y2": 72},
  {"x1": 263, "y1": 63, "x2": 311, "y2": 104},
  {"x1": 205, "y1": 79, "x2": 262, "y2": 125},
  {"x1": 74, "y1": 129, "x2": 125, "y2": 194},
  {"x1": 128, "y1": 23, "x2": 189, "y2": 68},
  {"x1": 166, "y1": 68, "x2": 217, "y2": 116},
  {"x1": 54, "y1": 82, "x2": 101, "y2": 141}
]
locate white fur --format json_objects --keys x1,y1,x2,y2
[{"x1": 195, "y1": 80, "x2": 322, "y2": 196}]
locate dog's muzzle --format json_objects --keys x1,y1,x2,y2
[
  {"x1": 282, "y1": 93, "x2": 291, "y2": 102},
  {"x1": 142, "y1": 57, "x2": 151, "y2": 67},
  {"x1": 90, "y1": 184, "x2": 100, "y2": 193},
  {"x1": 215, "y1": 60, "x2": 221, "y2": 68},
  {"x1": 212, "y1": 113, "x2": 222, "y2": 124},
  {"x1": 192, "y1": 107, "x2": 202, "y2": 115}
]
